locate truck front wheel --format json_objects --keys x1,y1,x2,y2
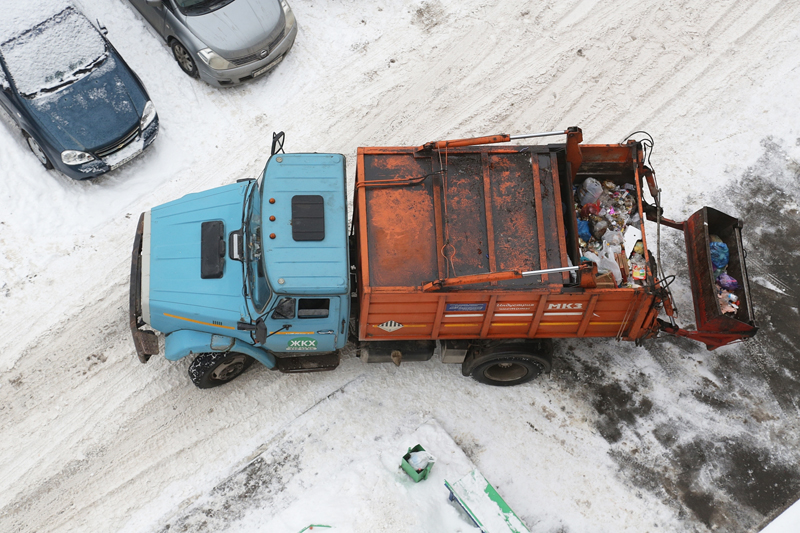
[
  {"x1": 463, "y1": 340, "x2": 553, "y2": 387},
  {"x1": 188, "y1": 352, "x2": 254, "y2": 389}
]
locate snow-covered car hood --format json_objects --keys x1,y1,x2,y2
[
  {"x1": 183, "y1": 0, "x2": 284, "y2": 58},
  {"x1": 24, "y1": 56, "x2": 144, "y2": 152},
  {"x1": 147, "y1": 182, "x2": 250, "y2": 334}
]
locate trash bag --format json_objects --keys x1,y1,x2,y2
[
  {"x1": 584, "y1": 250, "x2": 622, "y2": 286},
  {"x1": 602, "y1": 230, "x2": 623, "y2": 247},
  {"x1": 408, "y1": 451, "x2": 435, "y2": 471},
  {"x1": 709, "y1": 242, "x2": 729, "y2": 270},
  {"x1": 578, "y1": 178, "x2": 603, "y2": 206},
  {"x1": 577, "y1": 219, "x2": 592, "y2": 242},
  {"x1": 580, "y1": 202, "x2": 600, "y2": 218},
  {"x1": 717, "y1": 273, "x2": 739, "y2": 290}
]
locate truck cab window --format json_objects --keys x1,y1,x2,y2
[
  {"x1": 298, "y1": 298, "x2": 329, "y2": 319},
  {"x1": 246, "y1": 181, "x2": 271, "y2": 311},
  {"x1": 271, "y1": 297, "x2": 295, "y2": 319}
]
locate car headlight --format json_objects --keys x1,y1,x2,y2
[
  {"x1": 140, "y1": 100, "x2": 156, "y2": 130},
  {"x1": 61, "y1": 150, "x2": 95, "y2": 165},
  {"x1": 197, "y1": 48, "x2": 235, "y2": 70},
  {"x1": 281, "y1": 0, "x2": 296, "y2": 29}
]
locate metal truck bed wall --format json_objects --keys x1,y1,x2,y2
[
  {"x1": 684, "y1": 207, "x2": 757, "y2": 335},
  {"x1": 353, "y1": 141, "x2": 660, "y2": 342}
]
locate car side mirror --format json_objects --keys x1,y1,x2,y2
[{"x1": 96, "y1": 19, "x2": 108, "y2": 35}]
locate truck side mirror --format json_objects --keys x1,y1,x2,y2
[
  {"x1": 254, "y1": 318, "x2": 267, "y2": 344},
  {"x1": 237, "y1": 318, "x2": 268, "y2": 344}
]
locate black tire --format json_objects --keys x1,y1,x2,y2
[
  {"x1": 188, "y1": 352, "x2": 254, "y2": 389},
  {"x1": 24, "y1": 132, "x2": 53, "y2": 169},
  {"x1": 463, "y1": 340, "x2": 553, "y2": 387},
  {"x1": 171, "y1": 40, "x2": 198, "y2": 78}
]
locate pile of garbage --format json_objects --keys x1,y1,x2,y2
[
  {"x1": 575, "y1": 177, "x2": 645, "y2": 287},
  {"x1": 710, "y1": 235, "x2": 740, "y2": 316}
]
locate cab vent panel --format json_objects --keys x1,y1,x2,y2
[{"x1": 291, "y1": 195, "x2": 325, "y2": 241}]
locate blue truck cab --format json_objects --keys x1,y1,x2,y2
[{"x1": 130, "y1": 153, "x2": 350, "y2": 388}]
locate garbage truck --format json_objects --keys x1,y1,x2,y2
[{"x1": 129, "y1": 127, "x2": 758, "y2": 388}]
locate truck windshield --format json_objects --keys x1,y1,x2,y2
[{"x1": 244, "y1": 181, "x2": 271, "y2": 312}]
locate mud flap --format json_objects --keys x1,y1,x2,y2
[{"x1": 679, "y1": 206, "x2": 758, "y2": 348}]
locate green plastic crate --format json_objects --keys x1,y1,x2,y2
[{"x1": 401, "y1": 444, "x2": 434, "y2": 482}]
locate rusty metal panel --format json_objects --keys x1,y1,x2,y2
[
  {"x1": 488, "y1": 152, "x2": 550, "y2": 288},
  {"x1": 538, "y1": 152, "x2": 568, "y2": 282},
  {"x1": 362, "y1": 152, "x2": 439, "y2": 288},
  {"x1": 360, "y1": 146, "x2": 567, "y2": 292},
  {"x1": 433, "y1": 152, "x2": 491, "y2": 277}
]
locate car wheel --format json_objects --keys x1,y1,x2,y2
[
  {"x1": 24, "y1": 132, "x2": 53, "y2": 169},
  {"x1": 463, "y1": 340, "x2": 553, "y2": 387},
  {"x1": 188, "y1": 352, "x2": 254, "y2": 389},
  {"x1": 171, "y1": 40, "x2": 198, "y2": 78}
]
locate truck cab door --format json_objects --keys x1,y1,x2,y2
[{"x1": 263, "y1": 296, "x2": 340, "y2": 354}]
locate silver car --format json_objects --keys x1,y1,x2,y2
[{"x1": 130, "y1": 0, "x2": 297, "y2": 86}]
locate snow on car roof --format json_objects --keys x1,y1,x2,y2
[{"x1": 0, "y1": 3, "x2": 107, "y2": 97}]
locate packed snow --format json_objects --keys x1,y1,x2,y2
[{"x1": 1, "y1": 1, "x2": 800, "y2": 532}]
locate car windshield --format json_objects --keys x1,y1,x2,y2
[
  {"x1": 174, "y1": 0, "x2": 236, "y2": 16},
  {"x1": 0, "y1": 7, "x2": 107, "y2": 97},
  {"x1": 244, "y1": 180, "x2": 271, "y2": 312}
]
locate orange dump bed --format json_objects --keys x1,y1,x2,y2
[{"x1": 353, "y1": 134, "x2": 663, "y2": 343}]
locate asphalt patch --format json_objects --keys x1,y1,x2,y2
[
  {"x1": 551, "y1": 138, "x2": 800, "y2": 531},
  {"x1": 159, "y1": 442, "x2": 302, "y2": 533}
]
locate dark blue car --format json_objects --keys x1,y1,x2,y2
[{"x1": 0, "y1": 4, "x2": 158, "y2": 179}]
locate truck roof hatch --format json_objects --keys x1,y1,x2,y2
[{"x1": 291, "y1": 195, "x2": 325, "y2": 241}]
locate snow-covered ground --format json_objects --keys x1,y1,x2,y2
[{"x1": 1, "y1": 0, "x2": 800, "y2": 531}]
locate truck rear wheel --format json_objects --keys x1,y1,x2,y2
[
  {"x1": 188, "y1": 352, "x2": 254, "y2": 389},
  {"x1": 463, "y1": 340, "x2": 553, "y2": 387}
]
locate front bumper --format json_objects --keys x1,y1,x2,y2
[
  {"x1": 197, "y1": 22, "x2": 298, "y2": 87},
  {"x1": 130, "y1": 212, "x2": 159, "y2": 363},
  {"x1": 60, "y1": 117, "x2": 159, "y2": 180}
]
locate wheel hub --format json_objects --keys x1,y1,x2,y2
[
  {"x1": 211, "y1": 357, "x2": 245, "y2": 381},
  {"x1": 174, "y1": 46, "x2": 193, "y2": 72},
  {"x1": 483, "y1": 361, "x2": 544, "y2": 382},
  {"x1": 28, "y1": 138, "x2": 47, "y2": 165}
]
